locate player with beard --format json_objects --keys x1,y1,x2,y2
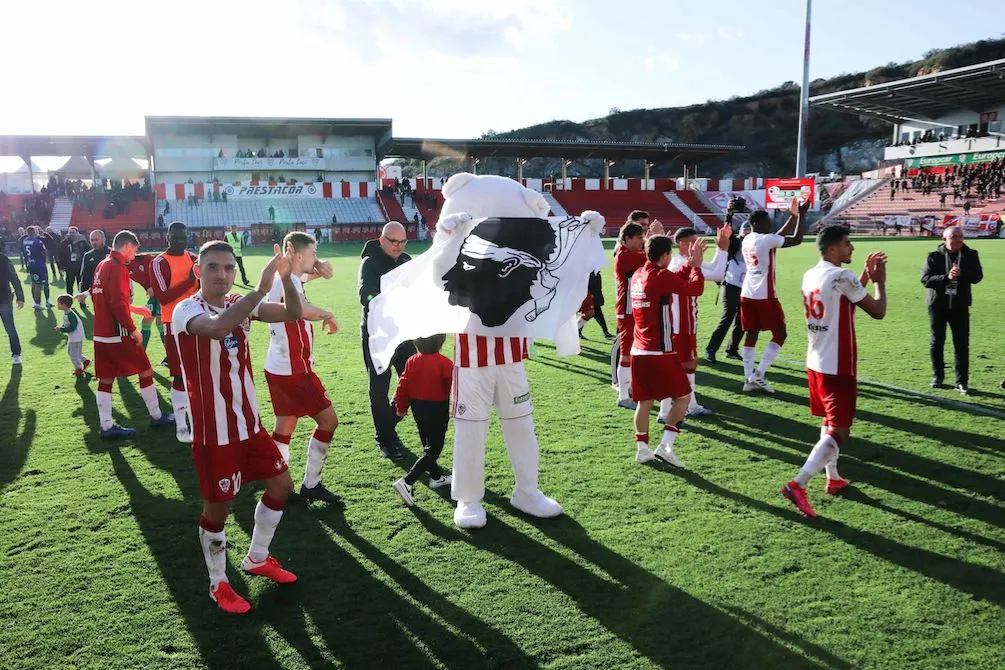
[
  {"x1": 150, "y1": 222, "x2": 199, "y2": 442},
  {"x1": 172, "y1": 241, "x2": 303, "y2": 614},
  {"x1": 781, "y1": 226, "x2": 887, "y2": 517},
  {"x1": 263, "y1": 231, "x2": 342, "y2": 504}
]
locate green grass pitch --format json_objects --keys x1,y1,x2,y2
[{"x1": 0, "y1": 237, "x2": 1003, "y2": 669}]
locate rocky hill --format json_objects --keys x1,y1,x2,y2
[{"x1": 393, "y1": 37, "x2": 1005, "y2": 179}]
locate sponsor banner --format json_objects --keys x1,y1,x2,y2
[
  {"x1": 764, "y1": 177, "x2": 815, "y2": 210},
  {"x1": 214, "y1": 156, "x2": 326, "y2": 171},
  {"x1": 222, "y1": 184, "x2": 323, "y2": 198},
  {"x1": 904, "y1": 150, "x2": 1005, "y2": 169},
  {"x1": 884, "y1": 215, "x2": 912, "y2": 228}
]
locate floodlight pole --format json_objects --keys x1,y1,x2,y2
[{"x1": 795, "y1": 0, "x2": 812, "y2": 178}]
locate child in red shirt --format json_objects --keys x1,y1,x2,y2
[{"x1": 393, "y1": 334, "x2": 454, "y2": 506}]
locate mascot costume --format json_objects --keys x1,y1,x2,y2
[{"x1": 367, "y1": 173, "x2": 606, "y2": 528}]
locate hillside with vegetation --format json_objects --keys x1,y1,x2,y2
[{"x1": 393, "y1": 37, "x2": 1005, "y2": 179}]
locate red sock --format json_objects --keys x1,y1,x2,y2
[
  {"x1": 272, "y1": 432, "x2": 292, "y2": 445},
  {"x1": 199, "y1": 515, "x2": 225, "y2": 533},
  {"x1": 172, "y1": 377, "x2": 185, "y2": 391},
  {"x1": 827, "y1": 431, "x2": 846, "y2": 447},
  {"x1": 664, "y1": 425, "x2": 679, "y2": 434},
  {"x1": 312, "y1": 428, "x2": 334, "y2": 444},
  {"x1": 261, "y1": 493, "x2": 286, "y2": 512},
  {"x1": 139, "y1": 375, "x2": 154, "y2": 389},
  {"x1": 98, "y1": 380, "x2": 113, "y2": 393},
  {"x1": 634, "y1": 432, "x2": 649, "y2": 444}
]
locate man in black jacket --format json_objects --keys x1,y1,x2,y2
[
  {"x1": 41, "y1": 227, "x2": 60, "y2": 280},
  {"x1": 358, "y1": 221, "x2": 416, "y2": 459},
  {"x1": 76, "y1": 230, "x2": 109, "y2": 306},
  {"x1": 58, "y1": 228, "x2": 90, "y2": 295},
  {"x1": 0, "y1": 249, "x2": 25, "y2": 364},
  {"x1": 921, "y1": 226, "x2": 983, "y2": 394}
]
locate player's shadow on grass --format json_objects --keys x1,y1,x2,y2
[
  {"x1": 0, "y1": 367, "x2": 36, "y2": 491},
  {"x1": 410, "y1": 501, "x2": 848, "y2": 669},
  {"x1": 528, "y1": 356, "x2": 612, "y2": 385},
  {"x1": 104, "y1": 443, "x2": 531, "y2": 669},
  {"x1": 30, "y1": 307, "x2": 60, "y2": 354},
  {"x1": 673, "y1": 470, "x2": 1005, "y2": 608}
]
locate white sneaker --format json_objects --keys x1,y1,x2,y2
[
  {"x1": 176, "y1": 427, "x2": 193, "y2": 444},
  {"x1": 654, "y1": 444, "x2": 686, "y2": 469},
  {"x1": 429, "y1": 474, "x2": 452, "y2": 489},
  {"x1": 656, "y1": 414, "x2": 668, "y2": 424},
  {"x1": 510, "y1": 489, "x2": 563, "y2": 518},
  {"x1": 742, "y1": 378, "x2": 757, "y2": 392},
  {"x1": 636, "y1": 444, "x2": 655, "y2": 463},
  {"x1": 748, "y1": 375, "x2": 775, "y2": 394},
  {"x1": 454, "y1": 500, "x2": 486, "y2": 528},
  {"x1": 33, "y1": 304, "x2": 43, "y2": 311},
  {"x1": 12, "y1": 355, "x2": 22, "y2": 365},
  {"x1": 686, "y1": 405, "x2": 714, "y2": 418},
  {"x1": 616, "y1": 398, "x2": 638, "y2": 410},
  {"x1": 393, "y1": 477, "x2": 415, "y2": 506}
]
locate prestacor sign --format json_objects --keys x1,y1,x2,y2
[
  {"x1": 764, "y1": 178, "x2": 815, "y2": 210},
  {"x1": 222, "y1": 184, "x2": 323, "y2": 198}
]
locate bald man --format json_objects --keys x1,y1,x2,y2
[
  {"x1": 76, "y1": 230, "x2": 110, "y2": 306},
  {"x1": 359, "y1": 222, "x2": 416, "y2": 459}
]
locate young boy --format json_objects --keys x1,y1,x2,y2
[
  {"x1": 392, "y1": 334, "x2": 454, "y2": 506},
  {"x1": 55, "y1": 294, "x2": 90, "y2": 376}
]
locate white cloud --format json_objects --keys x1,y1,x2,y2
[{"x1": 645, "y1": 54, "x2": 681, "y2": 72}]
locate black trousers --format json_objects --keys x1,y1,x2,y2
[
  {"x1": 361, "y1": 327, "x2": 416, "y2": 445},
  {"x1": 706, "y1": 283, "x2": 744, "y2": 355},
  {"x1": 404, "y1": 399, "x2": 449, "y2": 484},
  {"x1": 65, "y1": 267, "x2": 80, "y2": 295},
  {"x1": 929, "y1": 305, "x2": 969, "y2": 385},
  {"x1": 234, "y1": 256, "x2": 249, "y2": 285}
]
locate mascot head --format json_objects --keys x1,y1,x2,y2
[{"x1": 438, "y1": 174, "x2": 555, "y2": 327}]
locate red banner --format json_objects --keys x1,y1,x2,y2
[{"x1": 764, "y1": 177, "x2": 815, "y2": 210}]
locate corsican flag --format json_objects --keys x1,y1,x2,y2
[{"x1": 367, "y1": 212, "x2": 607, "y2": 374}]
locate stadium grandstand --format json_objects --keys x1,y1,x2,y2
[
  {"x1": 811, "y1": 57, "x2": 1005, "y2": 238},
  {"x1": 0, "y1": 118, "x2": 750, "y2": 246}
]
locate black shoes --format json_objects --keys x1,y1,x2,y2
[
  {"x1": 299, "y1": 482, "x2": 341, "y2": 503},
  {"x1": 931, "y1": 378, "x2": 947, "y2": 389},
  {"x1": 956, "y1": 384, "x2": 970, "y2": 396},
  {"x1": 724, "y1": 350, "x2": 742, "y2": 361}
]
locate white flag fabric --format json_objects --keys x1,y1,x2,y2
[{"x1": 367, "y1": 214, "x2": 607, "y2": 374}]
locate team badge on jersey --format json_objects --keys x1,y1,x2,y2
[
  {"x1": 218, "y1": 478, "x2": 231, "y2": 494},
  {"x1": 223, "y1": 335, "x2": 239, "y2": 350}
]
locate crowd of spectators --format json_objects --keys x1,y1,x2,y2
[
  {"x1": 888, "y1": 161, "x2": 1004, "y2": 209},
  {"x1": 74, "y1": 179, "x2": 151, "y2": 219},
  {"x1": 887, "y1": 125, "x2": 993, "y2": 148},
  {"x1": 0, "y1": 191, "x2": 54, "y2": 235}
]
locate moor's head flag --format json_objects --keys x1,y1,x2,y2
[{"x1": 367, "y1": 207, "x2": 606, "y2": 374}]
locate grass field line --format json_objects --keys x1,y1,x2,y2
[{"x1": 773, "y1": 356, "x2": 1005, "y2": 420}]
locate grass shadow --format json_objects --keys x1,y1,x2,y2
[{"x1": 0, "y1": 367, "x2": 35, "y2": 491}]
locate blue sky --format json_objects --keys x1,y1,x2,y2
[{"x1": 0, "y1": 0, "x2": 1001, "y2": 142}]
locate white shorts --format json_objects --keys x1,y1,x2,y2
[{"x1": 452, "y1": 363, "x2": 533, "y2": 422}]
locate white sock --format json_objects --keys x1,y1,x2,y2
[
  {"x1": 824, "y1": 453, "x2": 841, "y2": 480},
  {"x1": 756, "y1": 341, "x2": 781, "y2": 378},
  {"x1": 170, "y1": 388, "x2": 188, "y2": 430},
  {"x1": 617, "y1": 365, "x2": 632, "y2": 401},
  {"x1": 96, "y1": 390, "x2": 113, "y2": 431},
  {"x1": 794, "y1": 435, "x2": 837, "y2": 487},
  {"x1": 577, "y1": 317, "x2": 585, "y2": 329},
  {"x1": 742, "y1": 347, "x2": 756, "y2": 379},
  {"x1": 658, "y1": 398, "x2": 672, "y2": 418},
  {"x1": 276, "y1": 441, "x2": 290, "y2": 464},
  {"x1": 636, "y1": 441, "x2": 650, "y2": 452},
  {"x1": 303, "y1": 434, "x2": 330, "y2": 488},
  {"x1": 659, "y1": 426, "x2": 679, "y2": 449},
  {"x1": 139, "y1": 384, "x2": 163, "y2": 420},
  {"x1": 687, "y1": 373, "x2": 698, "y2": 409},
  {"x1": 199, "y1": 526, "x2": 228, "y2": 588},
  {"x1": 247, "y1": 499, "x2": 283, "y2": 564}
]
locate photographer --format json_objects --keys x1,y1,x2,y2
[{"x1": 705, "y1": 198, "x2": 749, "y2": 362}]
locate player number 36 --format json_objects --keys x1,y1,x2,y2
[{"x1": 802, "y1": 289, "x2": 824, "y2": 320}]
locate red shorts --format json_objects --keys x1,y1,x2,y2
[
  {"x1": 740, "y1": 297, "x2": 785, "y2": 333},
  {"x1": 265, "y1": 370, "x2": 332, "y2": 418},
  {"x1": 164, "y1": 322, "x2": 182, "y2": 378},
  {"x1": 673, "y1": 333, "x2": 697, "y2": 363},
  {"x1": 631, "y1": 353, "x2": 691, "y2": 402},
  {"x1": 192, "y1": 429, "x2": 288, "y2": 503},
  {"x1": 94, "y1": 339, "x2": 152, "y2": 379},
  {"x1": 617, "y1": 318, "x2": 635, "y2": 357},
  {"x1": 807, "y1": 370, "x2": 857, "y2": 428}
]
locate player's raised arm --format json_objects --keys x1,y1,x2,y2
[
  {"x1": 780, "y1": 197, "x2": 810, "y2": 248},
  {"x1": 255, "y1": 244, "x2": 304, "y2": 323},
  {"x1": 856, "y1": 252, "x2": 887, "y2": 320}
]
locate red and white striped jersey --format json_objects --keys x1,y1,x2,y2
[
  {"x1": 801, "y1": 260, "x2": 868, "y2": 376},
  {"x1": 173, "y1": 292, "x2": 264, "y2": 447},
  {"x1": 453, "y1": 334, "x2": 528, "y2": 368},
  {"x1": 668, "y1": 250, "x2": 726, "y2": 336},
  {"x1": 740, "y1": 232, "x2": 785, "y2": 300},
  {"x1": 264, "y1": 275, "x2": 314, "y2": 376}
]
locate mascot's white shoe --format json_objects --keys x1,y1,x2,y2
[
  {"x1": 454, "y1": 501, "x2": 487, "y2": 529},
  {"x1": 510, "y1": 489, "x2": 563, "y2": 518}
]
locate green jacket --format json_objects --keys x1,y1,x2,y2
[{"x1": 225, "y1": 232, "x2": 244, "y2": 257}]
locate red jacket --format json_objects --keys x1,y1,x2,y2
[
  {"x1": 128, "y1": 253, "x2": 156, "y2": 291},
  {"x1": 91, "y1": 250, "x2": 136, "y2": 341},
  {"x1": 630, "y1": 261, "x2": 704, "y2": 354},
  {"x1": 393, "y1": 352, "x2": 453, "y2": 415}
]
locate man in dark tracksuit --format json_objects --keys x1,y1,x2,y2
[
  {"x1": 59, "y1": 229, "x2": 90, "y2": 295},
  {"x1": 921, "y1": 226, "x2": 983, "y2": 394},
  {"x1": 77, "y1": 230, "x2": 109, "y2": 306},
  {"x1": 705, "y1": 219, "x2": 750, "y2": 362},
  {"x1": 359, "y1": 222, "x2": 417, "y2": 459},
  {"x1": 0, "y1": 250, "x2": 25, "y2": 363}
]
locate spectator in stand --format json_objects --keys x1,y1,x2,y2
[
  {"x1": 0, "y1": 245, "x2": 25, "y2": 364},
  {"x1": 963, "y1": 201, "x2": 972, "y2": 215},
  {"x1": 269, "y1": 205, "x2": 276, "y2": 222},
  {"x1": 922, "y1": 226, "x2": 983, "y2": 395},
  {"x1": 331, "y1": 213, "x2": 337, "y2": 225}
]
